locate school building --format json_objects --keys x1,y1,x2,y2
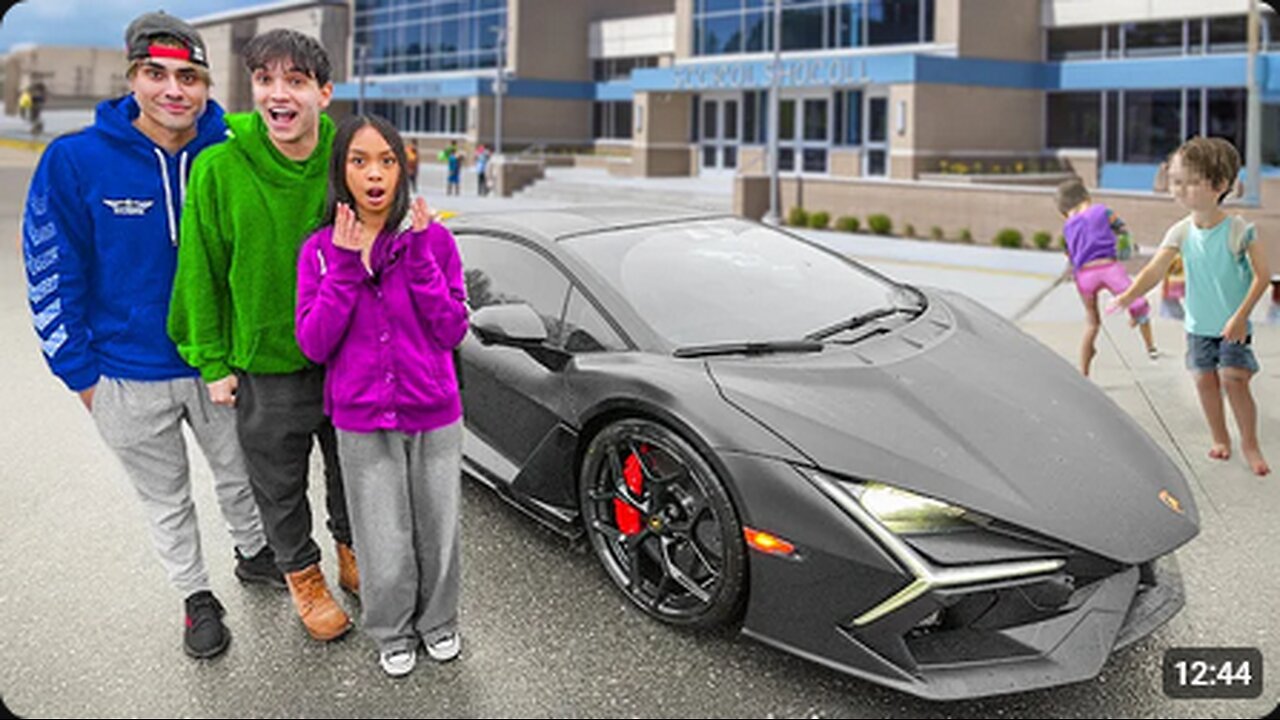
[{"x1": 328, "y1": 1, "x2": 1278, "y2": 185}]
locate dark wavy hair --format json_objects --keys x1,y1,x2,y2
[
  {"x1": 243, "y1": 29, "x2": 332, "y2": 86},
  {"x1": 322, "y1": 114, "x2": 411, "y2": 233}
]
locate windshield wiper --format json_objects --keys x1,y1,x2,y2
[
  {"x1": 804, "y1": 306, "x2": 922, "y2": 342},
  {"x1": 673, "y1": 340, "x2": 824, "y2": 359}
]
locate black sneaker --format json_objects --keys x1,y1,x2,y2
[
  {"x1": 183, "y1": 591, "x2": 230, "y2": 659},
  {"x1": 235, "y1": 545, "x2": 286, "y2": 589}
]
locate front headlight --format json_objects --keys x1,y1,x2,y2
[{"x1": 845, "y1": 481, "x2": 983, "y2": 535}]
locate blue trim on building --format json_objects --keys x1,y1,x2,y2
[
  {"x1": 1055, "y1": 54, "x2": 1252, "y2": 91},
  {"x1": 915, "y1": 56, "x2": 1050, "y2": 89},
  {"x1": 1100, "y1": 163, "x2": 1161, "y2": 191}
]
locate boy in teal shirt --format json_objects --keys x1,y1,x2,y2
[{"x1": 1114, "y1": 137, "x2": 1271, "y2": 476}]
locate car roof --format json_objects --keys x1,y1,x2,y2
[{"x1": 446, "y1": 205, "x2": 733, "y2": 245}]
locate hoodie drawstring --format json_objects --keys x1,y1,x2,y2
[
  {"x1": 179, "y1": 151, "x2": 189, "y2": 208},
  {"x1": 154, "y1": 148, "x2": 178, "y2": 247}
]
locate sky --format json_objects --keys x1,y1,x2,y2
[{"x1": 0, "y1": 0, "x2": 271, "y2": 53}]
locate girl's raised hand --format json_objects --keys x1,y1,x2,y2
[
  {"x1": 410, "y1": 196, "x2": 436, "y2": 232},
  {"x1": 332, "y1": 202, "x2": 362, "y2": 251}
]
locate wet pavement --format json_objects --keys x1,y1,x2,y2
[{"x1": 0, "y1": 144, "x2": 1277, "y2": 718}]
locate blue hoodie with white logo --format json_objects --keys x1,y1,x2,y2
[{"x1": 23, "y1": 95, "x2": 227, "y2": 391}]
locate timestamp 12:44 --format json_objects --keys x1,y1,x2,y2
[{"x1": 1162, "y1": 647, "x2": 1263, "y2": 699}]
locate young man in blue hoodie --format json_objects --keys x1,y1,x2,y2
[{"x1": 21, "y1": 12, "x2": 279, "y2": 660}]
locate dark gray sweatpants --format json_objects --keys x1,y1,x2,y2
[
  {"x1": 235, "y1": 367, "x2": 351, "y2": 574},
  {"x1": 337, "y1": 421, "x2": 463, "y2": 653}
]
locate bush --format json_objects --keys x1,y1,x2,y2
[
  {"x1": 808, "y1": 211, "x2": 831, "y2": 229},
  {"x1": 994, "y1": 228, "x2": 1023, "y2": 249},
  {"x1": 930, "y1": 225, "x2": 945, "y2": 241},
  {"x1": 1057, "y1": 234, "x2": 1067, "y2": 250},
  {"x1": 903, "y1": 223, "x2": 916, "y2": 238},
  {"x1": 787, "y1": 206, "x2": 809, "y2": 227},
  {"x1": 1033, "y1": 231, "x2": 1053, "y2": 250},
  {"x1": 958, "y1": 228, "x2": 974, "y2": 244},
  {"x1": 867, "y1": 213, "x2": 893, "y2": 235},
  {"x1": 836, "y1": 216, "x2": 860, "y2": 233}
]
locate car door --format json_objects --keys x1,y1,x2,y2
[{"x1": 453, "y1": 232, "x2": 578, "y2": 485}]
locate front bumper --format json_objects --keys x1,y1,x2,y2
[{"x1": 742, "y1": 537, "x2": 1185, "y2": 701}]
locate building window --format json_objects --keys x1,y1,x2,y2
[
  {"x1": 1208, "y1": 15, "x2": 1247, "y2": 54},
  {"x1": 1264, "y1": 104, "x2": 1280, "y2": 166},
  {"x1": 833, "y1": 89, "x2": 861, "y2": 146},
  {"x1": 593, "y1": 101, "x2": 633, "y2": 140},
  {"x1": 1124, "y1": 90, "x2": 1181, "y2": 163},
  {"x1": 1046, "y1": 92, "x2": 1100, "y2": 148},
  {"x1": 1123, "y1": 20, "x2": 1183, "y2": 57},
  {"x1": 1047, "y1": 26, "x2": 1102, "y2": 61},
  {"x1": 353, "y1": 0, "x2": 508, "y2": 77},
  {"x1": 1207, "y1": 88, "x2": 1247, "y2": 152},
  {"x1": 592, "y1": 56, "x2": 659, "y2": 82},
  {"x1": 692, "y1": 0, "x2": 932, "y2": 56}
]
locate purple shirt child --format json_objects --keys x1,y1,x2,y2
[
  {"x1": 295, "y1": 222, "x2": 468, "y2": 434},
  {"x1": 1063, "y1": 203, "x2": 1126, "y2": 271}
]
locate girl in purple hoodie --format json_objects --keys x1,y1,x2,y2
[{"x1": 296, "y1": 115, "x2": 468, "y2": 677}]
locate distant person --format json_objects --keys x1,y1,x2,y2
[
  {"x1": 1054, "y1": 177, "x2": 1157, "y2": 377},
  {"x1": 296, "y1": 116, "x2": 468, "y2": 677},
  {"x1": 1112, "y1": 137, "x2": 1270, "y2": 476},
  {"x1": 1160, "y1": 254, "x2": 1186, "y2": 320},
  {"x1": 405, "y1": 141, "x2": 419, "y2": 193},
  {"x1": 21, "y1": 10, "x2": 277, "y2": 660},
  {"x1": 169, "y1": 28, "x2": 358, "y2": 642},
  {"x1": 474, "y1": 144, "x2": 491, "y2": 196},
  {"x1": 443, "y1": 141, "x2": 463, "y2": 196},
  {"x1": 25, "y1": 82, "x2": 46, "y2": 136}
]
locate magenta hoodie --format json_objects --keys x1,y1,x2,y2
[{"x1": 296, "y1": 221, "x2": 468, "y2": 434}]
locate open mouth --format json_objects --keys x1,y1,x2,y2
[
  {"x1": 365, "y1": 188, "x2": 387, "y2": 204},
  {"x1": 268, "y1": 108, "x2": 298, "y2": 124}
]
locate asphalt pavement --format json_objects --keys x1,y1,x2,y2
[{"x1": 1, "y1": 142, "x2": 1278, "y2": 718}]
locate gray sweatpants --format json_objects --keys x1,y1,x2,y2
[
  {"x1": 90, "y1": 376, "x2": 267, "y2": 596},
  {"x1": 337, "y1": 421, "x2": 462, "y2": 653}
]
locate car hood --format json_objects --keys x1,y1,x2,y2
[{"x1": 707, "y1": 291, "x2": 1199, "y2": 564}]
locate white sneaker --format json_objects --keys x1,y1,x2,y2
[
  {"x1": 426, "y1": 633, "x2": 461, "y2": 662},
  {"x1": 380, "y1": 647, "x2": 417, "y2": 677}
]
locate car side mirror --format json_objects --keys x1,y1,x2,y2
[
  {"x1": 470, "y1": 303, "x2": 571, "y2": 372},
  {"x1": 471, "y1": 303, "x2": 548, "y2": 345}
]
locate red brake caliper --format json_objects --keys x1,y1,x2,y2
[{"x1": 614, "y1": 449, "x2": 646, "y2": 536}]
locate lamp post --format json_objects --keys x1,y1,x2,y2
[
  {"x1": 356, "y1": 44, "x2": 367, "y2": 116},
  {"x1": 1245, "y1": 0, "x2": 1262, "y2": 206},
  {"x1": 493, "y1": 25, "x2": 507, "y2": 160},
  {"x1": 762, "y1": 0, "x2": 783, "y2": 225}
]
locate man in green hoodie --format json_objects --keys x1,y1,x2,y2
[{"x1": 169, "y1": 29, "x2": 354, "y2": 642}]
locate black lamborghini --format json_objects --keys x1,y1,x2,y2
[{"x1": 446, "y1": 207, "x2": 1199, "y2": 700}]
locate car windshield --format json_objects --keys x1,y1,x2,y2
[{"x1": 562, "y1": 218, "x2": 917, "y2": 347}]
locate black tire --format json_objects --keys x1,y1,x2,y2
[{"x1": 579, "y1": 418, "x2": 746, "y2": 628}]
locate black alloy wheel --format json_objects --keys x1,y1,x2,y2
[{"x1": 579, "y1": 419, "x2": 746, "y2": 628}]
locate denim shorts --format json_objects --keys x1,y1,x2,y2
[{"x1": 1186, "y1": 333, "x2": 1260, "y2": 373}]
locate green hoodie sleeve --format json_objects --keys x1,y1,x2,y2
[{"x1": 169, "y1": 154, "x2": 234, "y2": 382}]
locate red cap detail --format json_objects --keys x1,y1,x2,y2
[{"x1": 148, "y1": 44, "x2": 192, "y2": 61}]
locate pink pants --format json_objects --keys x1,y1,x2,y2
[{"x1": 1075, "y1": 261, "x2": 1149, "y2": 322}]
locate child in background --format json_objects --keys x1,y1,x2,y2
[
  {"x1": 296, "y1": 115, "x2": 470, "y2": 675},
  {"x1": 1055, "y1": 177, "x2": 1158, "y2": 377},
  {"x1": 1160, "y1": 254, "x2": 1186, "y2": 320},
  {"x1": 1112, "y1": 136, "x2": 1270, "y2": 476}
]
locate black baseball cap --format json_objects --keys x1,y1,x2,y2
[{"x1": 125, "y1": 11, "x2": 208, "y2": 68}]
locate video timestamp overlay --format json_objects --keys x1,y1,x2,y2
[{"x1": 1162, "y1": 647, "x2": 1263, "y2": 700}]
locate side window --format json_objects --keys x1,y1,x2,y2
[
  {"x1": 457, "y1": 233, "x2": 571, "y2": 339},
  {"x1": 561, "y1": 288, "x2": 627, "y2": 353}
]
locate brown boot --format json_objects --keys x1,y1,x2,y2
[
  {"x1": 336, "y1": 542, "x2": 359, "y2": 595},
  {"x1": 285, "y1": 564, "x2": 352, "y2": 641}
]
